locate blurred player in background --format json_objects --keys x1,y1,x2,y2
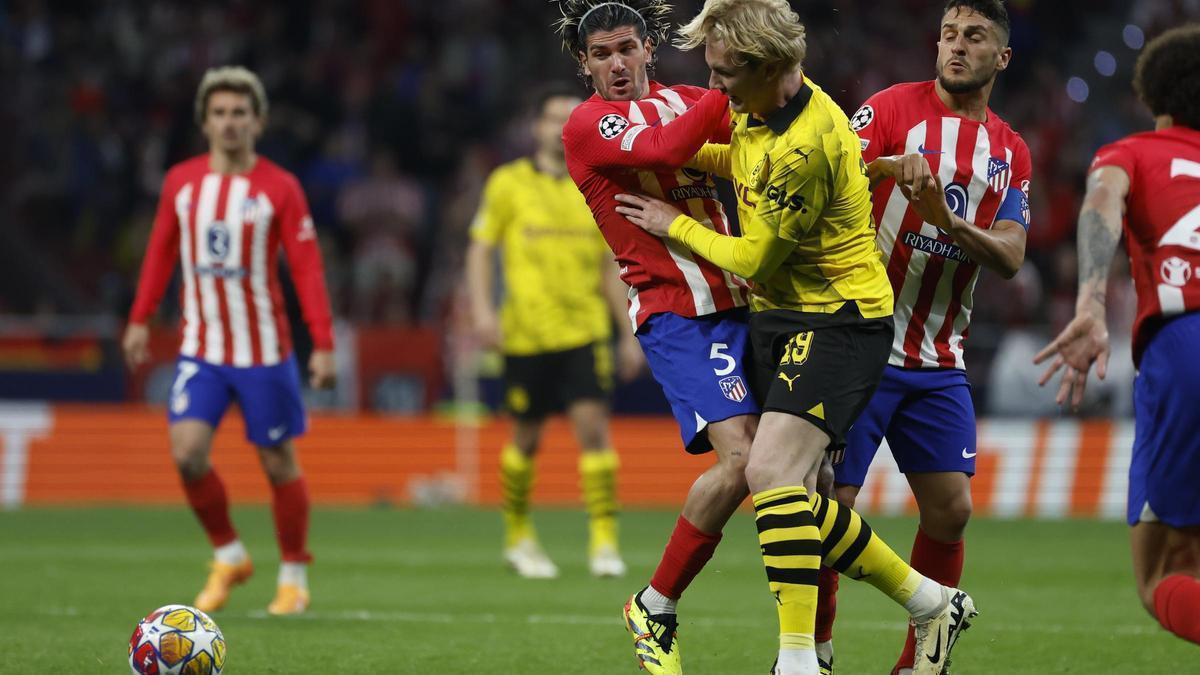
[
  {"x1": 1036, "y1": 24, "x2": 1200, "y2": 647},
  {"x1": 816, "y1": 1, "x2": 1031, "y2": 672},
  {"x1": 555, "y1": 1, "x2": 759, "y2": 672},
  {"x1": 465, "y1": 83, "x2": 643, "y2": 580},
  {"x1": 618, "y1": 1, "x2": 977, "y2": 672},
  {"x1": 123, "y1": 66, "x2": 335, "y2": 616}
]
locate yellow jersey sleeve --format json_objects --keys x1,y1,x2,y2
[
  {"x1": 469, "y1": 169, "x2": 510, "y2": 245},
  {"x1": 667, "y1": 211, "x2": 795, "y2": 283},
  {"x1": 686, "y1": 143, "x2": 733, "y2": 180},
  {"x1": 759, "y1": 145, "x2": 832, "y2": 243}
]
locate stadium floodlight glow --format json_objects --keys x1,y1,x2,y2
[
  {"x1": 1123, "y1": 24, "x2": 1145, "y2": 49},
  {"x1": 1094, "y1": 51, "x2": 1117, "y2": 77},
  {"x1": 1066, "y1": 77, "x2": 1090, "y2": 103}
]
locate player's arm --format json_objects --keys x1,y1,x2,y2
[
  {"x1": 465, "y1": 172, "x2": 507, "y2": 350},
  {"x1": 124, "y1": 176, "x2": 182, "y2": 370},
  {"x1": 600, "y1": 256, "x2": 644, "y2": 382},
  {"x1": 686, "y1": 143, "x2": 733, "y2": 180},
  {"x1": 615, "y1": 190, "x2": 793, "y2": 280},
  {"x1": 465, "y1": 239, "x2": 500, "y2": 349},
  {"x1": 1033, "y1": 165, "x2": 1129, "y2": 409},
  {"x1": 563, "y1": 89, "x2": 730, "y2": 172},
  {"x1": 279, "y1": 179, "x2": 336, "y2": 388},
  {"x1": 616, "y1": 148, "x2": 824, "y2": 281},
  {"x1": 909, "y1": 174, "x2": 1027, "y2": 279}
]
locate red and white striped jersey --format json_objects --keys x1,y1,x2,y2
[
  {"x1": 1091, "y1": 126, "x2": 1200, "y2": 364},
  {"x1": 563, "y1": 82, "x2": 747, "y2": 330},
  {"x1": 851, "y1": 81, "x2": 1032, "y2": 369},
  {"x1": 130, "y1": 155, "x2": 334, "y2": 366}
]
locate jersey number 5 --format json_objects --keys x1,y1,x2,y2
[{"x1": 710, "y1": 343, "x2": 736, "y2": 376}]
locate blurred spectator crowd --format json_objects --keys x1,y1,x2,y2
[{"x1": 2, "y1": 0, "x2": 1198, "y2": 413}]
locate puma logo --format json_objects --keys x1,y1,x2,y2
[{"x1": 777, "y1": 371, "x2": 802, "y2": 392}]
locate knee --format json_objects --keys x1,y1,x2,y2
[
  {"x1": 714, "y1": 452, "x2": 750, "y2": 497},
  {"x1": 171, "y1": 442, "x2": 209, "y2": 482},
  {"x1": 922, "y1": 492, "x2": 973, "y2": 540},
  {"x1": 578, "y1": 426, "x2": 610, "y2": 451},
  {"x1": 744, "y1": 454, "x2": 776, "y2": 494},
  {"x1": 258, "y1": 445, "x2": 300, "y2": 484}
]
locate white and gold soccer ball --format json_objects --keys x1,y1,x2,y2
[{"x1": 128, "y1": 604, "x2": 227, "y2": 675}]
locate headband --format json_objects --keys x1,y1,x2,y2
[{"x1": 580, "y1": 2, "x2": 645, "y2": 31}]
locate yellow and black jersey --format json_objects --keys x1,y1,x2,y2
[
  {"x1": 470, "y1": 158, "x2": 611, "y2": 355},
  {"x1": 673, "y1": 78, "x2": 893, "y2": 318}
]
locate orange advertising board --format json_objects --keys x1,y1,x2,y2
[{"x1": 1, "y1": 404, "x2": 1131, "y2": 519}]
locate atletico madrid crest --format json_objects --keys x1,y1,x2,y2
[
  {"x1": 719, "y1": 376, "x2": 748, "y2": 403},
  {"x1": 987, "y1": 157, "x2": 1011, "y2": 193}
]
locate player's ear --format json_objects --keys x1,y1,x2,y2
[
  {"x1": 760, "y1": 60, "x2": 783, "y2": 82},
  {"x1": 997, "y1": 46, "x2": 1012, "y2": 72}
]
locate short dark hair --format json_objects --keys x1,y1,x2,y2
[
  {"x1": 943, "y1": 0, "x2": 1010, "y2": 44},
  {"x1": 1134, "y1": 25, "x2": 1200, "y2": 130}
]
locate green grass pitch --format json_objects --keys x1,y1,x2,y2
[{"x1": 0, "y1": 507, "x2": 1194, "y2": 673}]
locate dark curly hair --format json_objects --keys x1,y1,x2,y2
[
  {"x1": 551, "y1": 1, "x2": 673, "y2": 82},
  {"x1": 943, "y1": 0, "x2": 1010, "y2": 44},
  {"x1": 1134, "y1": 25, "x2": 1200, "y2": 130}
]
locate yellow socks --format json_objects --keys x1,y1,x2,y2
[
  {"x1": 753, "y1": 486, "x2": 821, "y2": 652},
  {"x1": 809, "y1": 492, "x2": 922, "y2": 605},
  {"x1": 500, "y1": 444, "x2": 535, "y2": 548},
  {"x1": 579, "y1": 449, "x2": 620, "y2": 553}
]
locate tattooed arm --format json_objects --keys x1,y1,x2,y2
[{"x1": 1033, "y1": 166, "x2": 1130, "y2": 409}]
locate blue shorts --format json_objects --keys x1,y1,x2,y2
[
  {"x1": 1129, "y1": 312, "x2": 1200, "y2": 527},
  {"x1": 167, "y1": 355, "x2": 308, "y2": 447},
  {"x1": 835, "y1": 366, "x2": 976, "y2": 487},
  {"x1": 637, "y1": 309, "x2": 760, "y2": 454}
]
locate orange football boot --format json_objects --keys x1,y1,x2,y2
[
  {"x1": 193, "y1": 558, "x2": 254, "y2": 613},
  {"x1": 267, "y1": 584, "x2": 310, "y2": 615}
]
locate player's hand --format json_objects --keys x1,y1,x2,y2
[
  {"x1": 616, "y1": 335, "x2": 645, "y2": 383},
  {"x1": 908, "y1": 173, "x2": 953, "y2": 232},
  {"x1": 473, "y1": 311, "x2": 502, "y2": 350},
  {"x1": 894, "y1": 153, "x2": 936, "y2": 197},
  {"x1": 122, "y1": 323, "x2": 151, "y2": 370},
  {"x1": 309, "y1": 349, "x2": 337, "y2": 389},
  {"x1": 1033, "y1": 311, "x2": 1110, "y2": 410},
  {"x1": 614, "y1": 193, "x2": 683, "y2": 237}
]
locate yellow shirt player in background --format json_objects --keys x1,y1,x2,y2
[
  {"x1": 466, "y1": 83, "x2": 643, "y2": 580},
  {"x1": 616, "y1": 2, "x2": 977, "y2": 673}
]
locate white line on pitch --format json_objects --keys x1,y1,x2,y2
[{"x1": 35, "y1": 606, "x2": 1162, "y2": 636}]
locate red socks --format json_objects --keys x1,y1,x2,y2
[
  {"x1": 1154, "y1": 574, "x2": 1200, "y2": 644},
  {"x1": 649, "y1": 516, "x2": 722, "y2": 599},
  {"x1": 271, "y1": 477, "x2": 313, "y2": 563},
  {"x1": 893, "y1": 528, "x2": 965, "y2": 673},
  {"x1": 815, "y1": 566, "x2": 839, "y2": 643},
  {"x1": 182, "y1": 469, "x2": 238, "y2": 548},
  {"x1": 183, "y1": 469, "x2": 312, "y2": 564}
]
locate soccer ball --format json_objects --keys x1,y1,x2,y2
[{"x1": 128, "y1": 604, "x2": 227, "y2": 675}]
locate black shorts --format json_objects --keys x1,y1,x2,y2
[
  {"x1": 749, "y1": 303, "x2": 894, "y2": 454},
  {"x1": 503, "y1": 342, "x2": 612, "y2": 421}
]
